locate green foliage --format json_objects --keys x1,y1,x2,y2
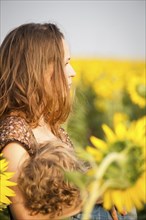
[{"x1": 0, "y1": 209, "x2": 9, "y2": 220}]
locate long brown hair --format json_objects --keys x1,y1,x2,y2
[{"x1": 0, "y1": 23, "x2": 71, "y2": 135}]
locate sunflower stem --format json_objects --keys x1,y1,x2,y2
[
  {"x1": 82, "y1": 181, "x2": 100, "y2": 220},
  {"x1": 81, "y1": 180, "x2": 111, "y2": 220},
  {"x1": 81, "y1": 153, "x2": 125, "y2": 220},
  {"x1": 96, "y1": 152, "x2": 125, "y2": 180}
]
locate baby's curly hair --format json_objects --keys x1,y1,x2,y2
[{"x1": 18, "y1": 141, "x2": 83, "y2": 217}]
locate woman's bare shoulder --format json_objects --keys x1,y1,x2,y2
[{"x1": 2, "y1": 142, "x2": 29, "y2": 176}]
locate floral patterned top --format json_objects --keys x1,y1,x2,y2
[
  {"x1": 0, "y1": 115, "x2": 37, "y2": 156},
  {"x1": 0, "y1": 115, "x2": 74, "y2": 155}
]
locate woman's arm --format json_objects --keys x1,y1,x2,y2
[{"x1": 2, "y1": 143, "x2": 82, "y2": 220}]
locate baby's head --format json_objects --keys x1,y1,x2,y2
[{"x1": 18, "y1": 141, "x2": 82, "y2": 217}]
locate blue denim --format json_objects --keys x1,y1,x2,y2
[{"x1": 71, "y1": 205, "x2": 137, "y2": 220}]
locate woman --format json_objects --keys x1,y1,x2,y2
[{"x1": 0, "y1": 22, "x2": 135, "y2": 220}]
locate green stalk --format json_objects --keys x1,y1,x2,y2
[
  {"x1": 82, "y1": 181, "x2": 100, "y2": 220},
  {"x1": 81, "y1": 152, "x2": 125, "y2": 220},
  {"x1": 96, "y1": 152, "x2": 125, "y2": 180}
]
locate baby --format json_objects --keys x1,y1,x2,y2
[{"x1": 18, "y1": 141, "x2": 84, "y2": 218}]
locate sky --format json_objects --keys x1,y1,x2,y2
[{"x1": 0, "y1": 0, "x2": 145, "y2": 60}]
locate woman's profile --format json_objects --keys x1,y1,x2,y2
[{"x1": 0, "y1": 22, "x2": 136, "y2": 220}]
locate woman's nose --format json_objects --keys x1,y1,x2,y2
[{"x1": 68, "y1": 64, "x2": 76, "y2": 77}]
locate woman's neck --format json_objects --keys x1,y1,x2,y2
[{"x1": 32, "y1": 121, "x2": 57, "y2": 144}]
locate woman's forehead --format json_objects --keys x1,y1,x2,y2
[{"x1": 62, "y1": 39, "x2": 71, "y2": 61}]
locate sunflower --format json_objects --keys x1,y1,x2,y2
[
  {"x1": 0, "y1": 154, "x2": 17, "y2": 210},
  {"x1": 127, "y1": 75, "x2": 146, "y2": 108},
  {"x1": 86, "y1": 116, "x2": 146, "y2": 213}
]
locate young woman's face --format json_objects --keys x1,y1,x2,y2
[{"x1": 63, "y1": 39, "x2": 76, "y2": 89}]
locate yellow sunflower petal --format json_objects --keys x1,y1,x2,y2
[
  {"x1": 123, "y1": 190, "x2": 133, "y2": 212},
  {"x1": 0, "y1": 179, "x2": 17, "y2": 187},
  {"x1": 1, "y1": 172, "x2": 16, "y2": 179},
  {"x1": 90, "y1": 136, "x2": 107, "y2": 151},
  {"x1": 86, "y1": 146, "x2": 103, "y2": 162},
  {"x1": 0, "y1": 159, "x2": 9, "y2": 172},
  {"x1": 103, "y1": 189, "x2": 113, "y2": 210},
  {"x1": 128, "y1": 187, "x2": 143, "y2": 210},
  {"x1": 1, "y1": 186, "x2": 16, "y2": 197},
  {"x1": 134, "y1": 175, "x2": 146, "y2": 202},
  {"x1": 111, "y1": 189, "x2": 124, "y2": 213},
  {"x1": 0, "y1": 193, "x2": 12, "y2": 205},
  {"x1": 102, "y1": 124, "x2": 116, "y2": 142},
  {"x1": 135, "y1": 119, "x2": 146, "y2": 142},
  {"x1": 114, "y1": 123, "x2": 127, "y2": 140}
]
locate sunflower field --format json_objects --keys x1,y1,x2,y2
[
  {"x1": 67, "y1": 58, "x2": 146, "y2": 219},
  {"x1": 68, "y1": 58, "x2": 145, "y2": 146}
]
